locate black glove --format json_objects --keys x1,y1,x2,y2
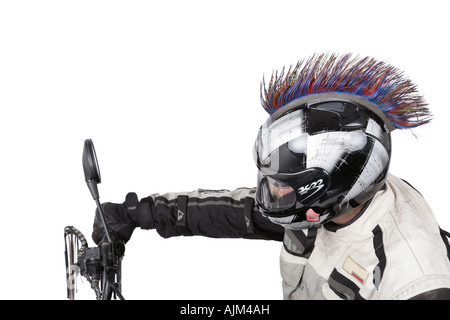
[{"x1": 92, "y1": 192, "x2": 154, "y2": 245}]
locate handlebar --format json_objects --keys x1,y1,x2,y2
[
  {"x1": 64, "y1": 225, "x2": 124, "y2": 300},
  {"x1": 64, "y1": 139, "x2": 125, "y2": 300}
]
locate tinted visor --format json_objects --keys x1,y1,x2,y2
[
  {"x1": 254, "y1": 101, "x2": 369, "y2": 173},
  {"x1": 256, "y1": 174, "x2": 296, "y2": 212}
]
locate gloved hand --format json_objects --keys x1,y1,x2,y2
[{"x1": 92, "y1": 192, "x2": 154, "y2": 245}]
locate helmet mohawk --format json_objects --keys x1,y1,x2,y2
[{"x1": 260, "y1": 53, "x2": 432, "y2": 129}]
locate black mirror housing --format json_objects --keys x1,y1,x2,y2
[{"x1": 82, "y1": 139, "x2": 101, "y2": 200}]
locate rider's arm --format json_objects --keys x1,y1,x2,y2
[
  {"x1": 142, "y1": 188, "x2": 284, "y2": 241},
  {"x1": 92, "y1": 187, "x2": 284, "y2": 244}
]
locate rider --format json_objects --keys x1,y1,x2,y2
[{"x1": 92, "y1": 53, "x2": 450, "y2": 300}]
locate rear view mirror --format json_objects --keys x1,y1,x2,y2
[{"x1": 82, "y1": 139, "x2": 101, "y2": 199}]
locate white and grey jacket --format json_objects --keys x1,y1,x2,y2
[{"x1": 144, "y1": 174, "x2": 450, "y2": 300}]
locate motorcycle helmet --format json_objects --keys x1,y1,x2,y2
[{"x1": 254, "y1": 53, "x2": 431, "y2": 229}]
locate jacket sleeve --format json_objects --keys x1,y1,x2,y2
[{"x1": 144, "y1": 187, "x2": 284, "y2": 241}]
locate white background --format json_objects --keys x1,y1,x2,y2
[{"x1": 0, "y1": 0, "x2": 449, "y2": 300}]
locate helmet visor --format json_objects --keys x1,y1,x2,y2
[{"x1": 256, "y1": 174, "x2": 296, "y2": 212}]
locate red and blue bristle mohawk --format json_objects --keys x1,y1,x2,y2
[{"x1": 260, "y1": 53, "x2": 432, "y2": 129}]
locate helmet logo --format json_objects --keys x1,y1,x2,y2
[
  {"x1": 298, "y1": 179, "x2": 324, "y2": 195},
  {"x1": 298, "y1": 178, "x2": 325, "y2": 204}
]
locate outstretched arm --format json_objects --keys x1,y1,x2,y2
[
  {"x1": 92, "y1": 187, "x2": 284, "y2": 245},
  {"x1": 148, "y1": 188, "x2": 284, "y2": 241}
]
